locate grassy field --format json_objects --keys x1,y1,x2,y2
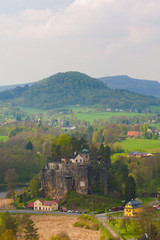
[
  {"x1": 107, "y1": 219, "x2": 138, "y2": 239},
  {"x1": 137, "y1": 197, "x2": 157, "y2": 204},
  {"x1": 121, "y1": 139, "x2": 160, "y2": 153},
  {"x1": 70, "y1": 108, "x2": 143, "y2": 123},
  {"x1": 0, "y1": 136, "x2": 8, "y2": 142},
  {"x1": 22, "y1": 107, "x2": 48, "y2": 115},
  {"x1": 22, "y1": 106, "x2": 144, "y2": 123}
]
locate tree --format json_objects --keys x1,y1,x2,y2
[
  {"x1": 120, "y1": 217, "x2": 131, "y2": 232},
  {"x1": 124, "y1": 175, "x2": 137, "y2": 202},
  {"x1": 135, "y1": 210, "x2": 160, "y2": 240},
  {"x1": 24, "y1": 219, "x2": 39, "y2": 240},
  {"x1": 0, "y1": 212, "x2": 18, "y2": 236},
  {"x1": 5, "y1": 169, "x2": 17, "y2": 200},
  {"x1": 26, "y1": 141, "x2": 33, "y2": 150},
  {"x1": 0, "y1": 229, "x2": 16, "y2": 240},
  {"x1": 29, "y1": 176, "x2": 40, "y2": 197}
]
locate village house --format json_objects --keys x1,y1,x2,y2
[
  {"x1": 127, "y1": 131, "x2": 143, "y2": 138},
  {"x1": 124, "y1": 199, "x2": 142, "y2": 217},
  {"x1": 34, "y1": 199, "x2": 59, "y2": 211},
  {"x1": 62, "y1": 149, "x2": 90, "y2": 164},
  {"x1": 128, "y1": 151, "x2": 148, "y2": 158}
]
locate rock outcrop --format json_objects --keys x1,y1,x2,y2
[{"x1": 40, "y1": 162, "x2": 93, "y2": 198}]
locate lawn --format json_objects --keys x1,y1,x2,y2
[
  {"x1": 0, "y1": 136, "x2": 8, "y2": 142},
  {"x1": 137, "y1": 197, "x2": 157, "y2": 204},
  {"x1": 22, "y1": 106, "x2": 144, "y2": 123},
  {"x1": 70, "y1": 107, "x2": 143, "y2": 123},
  {"x1": 121, "y1": 139, "x2": 160, "y2": 153},
  {"x1": 107, "y1": 219, "x2": 138, "y2": 239},
  {"x1": 22, "y1": 107, "x2": 48, "y2": 115}
]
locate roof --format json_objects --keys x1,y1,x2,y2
[
  {"x1": 36, "y1": 199, "x2": 59, "y2": 206},
  {"x1": 82, "y1": 149, "x2": 89, "y2": 154},
  {"x1": 27, "y1": 202, "x2": 34, "y2": 208},
  {"x1": 127, "y1": 131, "x2": 143, "y2": 136},
  {"x1": 126, "y1": 200, "x2": 142, "y2": 209},
  {"x1": 71, "y1": 153, "x2": 80, "y2": 159},
  {"x1": 129, "y1": 151, "x2": 147, "y2": 156}
]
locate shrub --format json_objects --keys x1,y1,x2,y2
[
  {"x1": 85, "y1": 224, "x2": 90, "y2": 229},
  {"x1": 73, "y1": 221, "x2": 85, "y2": 228},
  {"x1": 50, "y1": 232, "x2": 70, "y2": 240}
]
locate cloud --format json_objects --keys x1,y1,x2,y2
[{"x1": 0, "y1": 0, "x2": 160, "y2": 85}]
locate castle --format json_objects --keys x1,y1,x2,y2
[{"x1": 40, "y1": 149, "x2": 108, "y2": 198}]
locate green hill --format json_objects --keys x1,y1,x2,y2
[{"x1": 0, "y1": 71, "x2": 159, "y2": 110}]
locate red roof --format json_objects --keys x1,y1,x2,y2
[
  {"x1": 127, "y1": 131, "x2": 143, "y2": 136},
  {"x1": 37, "y1": 199, "x2": 59, "y2": 206},
  {"x1": 27, "y1": 202, "x2": 34, "y2": 208}
]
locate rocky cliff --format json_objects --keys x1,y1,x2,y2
[
  {"x1": 40, "y1": 162, "x2": 93, "y2": 198},
  {"x1": 40, "y1": 161, "x2": 108, "y2": 199}
]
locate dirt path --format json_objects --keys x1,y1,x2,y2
[
  {"x1": 96, "y1": 214, "x2": 123, "y2": 240},
  {"x1": 32, "y1": 215, "x2": 101, "y2": 240}
]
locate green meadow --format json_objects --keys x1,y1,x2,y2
[
  {"x1": 68, "y1": 106, "x2": 143, "y2": 123},
  {"x1": 22, "y1": 106, "x2": 144, "y2": 123},
  {"x1": 0, "y1": 136, "x2": 8, "y2": 142},
  {"x1": 121, "y1": 139, "x2": 160, "y2": 153},
  {"x1": 22, "y1": 107, "x2": 48, "y2": 115},
  {"x1": 107, "y1": 219, "x2": 139, "y2": 240}
]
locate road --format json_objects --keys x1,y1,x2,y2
[{"x1": 0, "y1": 209, "x2": 80, "y2": 215}]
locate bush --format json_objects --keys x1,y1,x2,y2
[
  {"x1": 91, "y1": 223, "x2": 99, "y2": 231},
  {"x1": 50, "y1": 232, "x2": 70, "y2": 240},
  {"x1": 73, "y1": 221, "x2": 85, "y2": 228},
  {"x1": 85, "y1": 223, "x2": 90, "y2": 229}
]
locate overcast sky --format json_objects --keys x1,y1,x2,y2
[{"x1": 0, "y1": 0, "x2": 160, "y2": 85}]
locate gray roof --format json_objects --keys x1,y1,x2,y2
[
  {"x1": 129, "y1": 151, "x2": 147, "y2": 156},
  {"x1": 126, "y1": 200, "x2": 142, "y2": 208}
]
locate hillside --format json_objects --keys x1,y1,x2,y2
[
  {"x1": 99, "y1": 75, "x2": 160, "y2": 98},
  {"x1": 0, "y1": 71, "x2": 159, "y2": 110}
]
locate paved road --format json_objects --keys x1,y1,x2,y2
[{"x1": 0, "y1": 209, "x2": 80, "y2": 216}]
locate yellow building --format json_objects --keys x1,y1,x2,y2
[
  {"x1": 34, "y1": 199, "x2": 59, "y2": 211},
  {"x1": 124, "y1": 200, "x2": 142, "y2": 217}
]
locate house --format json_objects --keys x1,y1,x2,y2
[
  {"x1": 128, "y1": 151, "x2": 148, "y2": 157},
  {"x1": 127, "y1": 131, "x2": 143, "y2": 138},
  {"x1": 70, "y1": 153, "x2": 84, "y2": 163},
  {"x1": 27, "y1": 202, "x2": 34, "y2": 210},
  {"x1": 124, "y1": 199, "x2": 142, "y2": 217},
  {"x1": 34, "y1": 199, "x2": 59, "y2": 211},
  {"x1": 64, "y1": 149, "x2": 90, "y2": 164}
]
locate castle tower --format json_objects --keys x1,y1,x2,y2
[{"x1": 81, "y1": 149, "x2": 90, "y2": 162}]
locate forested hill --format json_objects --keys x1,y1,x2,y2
[
  {"x1": 99, "y1": 75, "x2": 160, "y2": 98},
  {"x1": 0, "y1": 71, "x2": 159, "y2": 110}
]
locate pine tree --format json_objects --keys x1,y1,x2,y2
[
  {"x1": 26, "y1": 141, "x2": 33, "y2": 150},
  {"x1": 124, "y1": 175, "x2": 137, "y2": 202},
  {"x1": 24, "y1": 219, "x2": 39, "y2": 240}
]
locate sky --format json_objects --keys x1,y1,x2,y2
[{"x1": 0, "y1": 0, "x2": 160, "y2": 85}]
